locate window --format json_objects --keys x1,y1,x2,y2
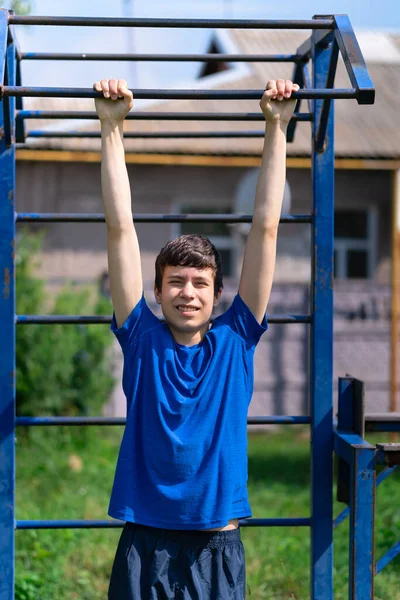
[
  {"x1": 177, "y1": 205, "x2": 235, "y2": 278},
  {"x1": 334, "y1": 208, "x2": 377, "y2": 279}
]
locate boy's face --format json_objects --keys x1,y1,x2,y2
[{"x1": 154, "y1": 265, "x2": 221, "y2": 346}]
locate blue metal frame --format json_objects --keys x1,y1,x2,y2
[
  {"x1": 0, "y1": 10, "x2": 379, "y2": 600},
  {"x1": 309, "y1": 22, "x2": 335, "y2": 599},
  {"x1": 16, "y1": 517, "x2": 311, "y2": 530},
  {"x1": 334, "y1": 466, "x2": 397, "y2": 529},
  {"x1": 349, "y1": 444, "x2": 376, "y2": 599},
  {"x1": 2, "y1": 86, "x2": 362, "y2": 101},
  {"x1": 0, "y1": 9, "x2": 16, "y2": 600},
  {"x1": 376, "y1": 541, "x2": 400, "y2": 575},
  {"x1": 335, "y1": 377, "x2": 400, "y2": 598},
  {"x1": 15, "y1": 109, "x2": 307, "y2": 120},
  {"x1": 333, "y1": 15, "x2": 375, "y2": 105},
  {"x1": 7, "y1": 14, "x2": 335, "y2": 29}
]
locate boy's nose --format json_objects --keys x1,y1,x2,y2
[{"x1": 180, "y1": 283, "x2": 195, "y2": 299}]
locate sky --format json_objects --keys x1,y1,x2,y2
[{"x1": 3, "y1": 0, "x2": 400, "y2": 90}]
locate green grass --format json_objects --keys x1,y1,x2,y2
[{"x1": 15, "y1": 427, "x2": 400, "y2": 599}]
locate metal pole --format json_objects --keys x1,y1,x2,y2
[
  {"x1": 1, "y1": 86, "x2": 358, "y2": 100},
  {"x1": 0, "y1": 11, "x2": 16, "y2": 599},
  {"x1": 391, "y1": 169, "x2": 400, "y2": 441},
  {"x1": 15, "y1": 212, "x2": 312, "y2": 223},
  {"x1": 349, "y1": 447, "x2": 375, "y2": 599},
  {"x1": 15, "y1": 415, "x2": 311, "y2": 426},
  {"x1": 16, "y1": 314, "x2": 310, "y2": 325},
  {"x1": 310, "y1": 26, "x2": 334, "y2": 599},
  {"x1": 16, "y1": 109, "x2": 311, "y2": 121},
  {"x1": 24, "y1": 129, "x2": 300, "y2": 139},
  {"x1": 8, "y1": 15, "x2": 335, "y2": 29},
  {"x1": 16, "y1": 517, "x2": 311, "y2": 529},
  {"x1": 19, "y1": 52, "x2": 302, "y2": 62}
]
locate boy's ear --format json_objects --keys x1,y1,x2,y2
[
  {"x1": 154, "y1": 286, "x2": 162, "y2": 304},
  {"x1": 213, "y1": 289, "x2": 222, "y2": 306}
]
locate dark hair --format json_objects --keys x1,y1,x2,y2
[{"x1": 155, "y1": 234, "x2": 223, "y2": 295}]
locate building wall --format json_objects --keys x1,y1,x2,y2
[
  {"x1": 15, "y1": 159, "x2": 398, "y2": 416},
  {"x1": 16, "y1": 160, "x2": 392, "y2": 287},
  {"x1": 282, "y1": 167, "x2": 392, "y2": 282}
]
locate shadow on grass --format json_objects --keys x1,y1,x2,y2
[
  {"x1": 247, "y1": 433, "x2": 310, "y2": 490},
  {"x1": 248, "y1": 452, "x2": 310, "y2": 489}
]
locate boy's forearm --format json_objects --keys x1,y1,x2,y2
[
  {"x1": 101, "y1": 120, "x2": 133, "y2": 230},
  {"x1": 253, "y1": 120, "x2": 288, "y2": 230}
]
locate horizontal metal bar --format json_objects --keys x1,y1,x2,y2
[
  {"x1": 375, "y1": 445, "x2": 400, "y2": 467},
  {"x1": 241, "y1": 518, "x2": 310, "y2": 527},
  {"x1": 9, "y1": 15, "x2": 334, "y2": 29},
  {"x1": 16, "y1": 517, "x2": 311, "y2": 529},
  {"x1": 366, "y1": 413, "x2": 400, "y2": 422},
  {"x1": 365, "y1": 413, "x2": 400, "y2": 432},
  {"x1": 247, "y1": 416, "x2": 310, "y2": 425},
  {"x1": 26, "y1": 129, "x2": 306, "y2": 139},
  {"x1": 16, "y1": 415, "x2": 311, "y2": 427},
  {"x1": 17, "y1": 110, "x2": 311, "y2": 122},
  {"x1": 2, "y1": 86, "x2": 357, "y2": 100},
  {"x1": 16, "y1": 519, "x2": 123, "y2": 529},
  {"x1": 16, "y1": 314, "x2": 312, "y2": 325},
  {"x1": 16, "y1": 212, "x2": 312, "y2": 224},
  {"x1": 375, "y1": 540, "x2": 400, "y2": 575},
  {"x1": 16, "y1": 315, "x2": 111, "y2": 324},
  {"x1": 366, "y1": 423, "x2": 400, "y2": 433},
  {"x1": 16, "y1": 417, "x2": 127, "y2": 426},
  {"x1": 334, "y1": 430, "x2": 375, "y2": 465},
  {"x1": 20, "y1": 52, "x2": 302, "y2": 63}
]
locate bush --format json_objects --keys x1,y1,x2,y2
[{"x1": 16, "y1": 230, "x2": 115, "y2": 418}]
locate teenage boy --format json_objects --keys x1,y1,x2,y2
[{"x1": 93, "y1": 77, "x2": 299, "y2": 600}]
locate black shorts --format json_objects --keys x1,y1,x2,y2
[{"x1": 108, "y1": 522, "x2": 246, "y2": 599}]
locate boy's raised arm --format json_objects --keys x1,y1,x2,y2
[
  {"x1": 94, "y1": 78, "x2": 143, "y2": 329},
  {"x1": 238, "y1": 79, "x2": 299, "y2": 324}
]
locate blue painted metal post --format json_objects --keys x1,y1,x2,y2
[
  {"x1": 336, "y1": 377, "x2": 376, "y2": 597},
  {"x1": 349, "y1": 447, "x2": 375, "y2": 599},
  {"x1": 337, "y1": 377, "x2": 365, "y2": 503},
  {"x1": 310, "y1": 25, "x2": 334, "y2": 599},
  {"x1": 0, "y1": 10, "x2": 16, "y2": 600}
]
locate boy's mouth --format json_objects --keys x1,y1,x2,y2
[{"x1": 176, "y1": 305, "x2": 199, "y2": 312}]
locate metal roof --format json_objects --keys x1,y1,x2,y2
[{"x1": 20, "y1": 30, "x2": 400, "y2": 159}]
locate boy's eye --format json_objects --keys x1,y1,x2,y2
[{"x1": 167, "y1": 279, "x2": 209, "y2": 286}]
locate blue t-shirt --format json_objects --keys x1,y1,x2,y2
[{"x1": 109, "y1": 293, "x2": 268, "y2": 529}]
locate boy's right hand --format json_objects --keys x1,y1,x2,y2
[{"x1": 93, "y1": 78, "x2": 133, "y2": 123}]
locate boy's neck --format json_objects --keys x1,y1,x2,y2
[{"x1": 168, "y1": 322, "x2": 211, "y2": 347}]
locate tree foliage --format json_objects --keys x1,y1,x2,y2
[
  {"x1": 16, "y1": 230, "x2": 115, "y2": 418},
  {"x1": 10, "y1": 0, "x2": 32, "y2": 15}
]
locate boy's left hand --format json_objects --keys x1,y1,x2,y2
[{"x1": 260, "y1": 79, "x2": 300, "y2": 125}]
